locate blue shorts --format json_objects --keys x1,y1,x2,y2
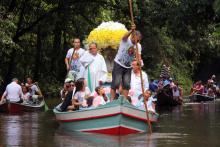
[{"x1": 111, "y1": 62, "x2": 131, "y2": 90}]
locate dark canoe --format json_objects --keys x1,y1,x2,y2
[
  {"x1": 189, "y1": 94, "x2": 215, "y2": 102},
  {"x1": 0, "y1": 100, "x2": 45, "y2": 113},
  {"x1": 156, "y1": 85, "x2": 182, "y2": 108}
]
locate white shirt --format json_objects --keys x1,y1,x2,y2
[
  {"x1": 80, "y1": 51, "x2": 107, "y2": 92},
  {"x1": 29, "y1": 84, "x2": 39, "y2": 96},
  {"x1": 172, "y1": 88, "x2": 180, "y2": 97},
  {"x1": 130, "y1": 70, "x2": 149, "y2": 94},
  {"x1": 114, "y1": 38, "x2": 142, "y2": 68},
  {"x1": 4, "y1": 82, "x2": 23, "y2": 102},
  {"x1": 22, "y1": 92, "x2": 31, "y2": 100},
  {"x1": 136, "y1": 96, "x2": 156, "y2": 113},
  {"x1": 66, "y1": 48, "x2": 85, "y2": 72}
]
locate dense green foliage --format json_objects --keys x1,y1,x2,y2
[{"x1": 0, "y1": 0, "x2": 220, "y2": 95}]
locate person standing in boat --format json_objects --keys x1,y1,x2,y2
[
  {"x1": 65, "y1": 38, "x2": 85, "y2": 81},
  {"x1": 0, "y1": 78, "x2": 23, "y2": 104},
  {"x1": 129, "y1": 60, "x2": 149, "y2": 105},
  {"x1": 110, "y1": 24, "x2": 143, "y2": 100},
  {"x1": 80, "y1": 42, "x2": 107, "y2": 92}
]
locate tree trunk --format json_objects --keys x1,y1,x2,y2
[
  {"x1": 34, "y1": 26, "x2": 42, "y2": 81},
  {"x1": 50, "y1": 23, "x2": 62, "y2": 78}
]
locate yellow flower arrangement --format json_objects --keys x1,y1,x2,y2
[{"x1": 86, "y1": 21, "x2": 128, "y2": 50}]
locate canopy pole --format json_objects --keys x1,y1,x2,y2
[{"x1": 128, "y1": 0, "x2": 152, "y2": 134}]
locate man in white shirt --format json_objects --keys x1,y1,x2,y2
[
  {"x1": 0, "y1": 78, "x2": 23, "y2": 103},
  {"x1": 80, "y1": 42, "x2": 107, "y2": 92},
  {"x1": 111, "y1": 24, "x2": 143, "y2": 100},
  {"x1": 65, "y1": 38, "x2": 85, "y2": 80},
  {"x1": 130, "y1": 60, "x2": 149, "y2": 105}
]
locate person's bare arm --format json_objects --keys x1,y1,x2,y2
[
  {"x1": 122, "y1": 24, "x2": 136, "y2": 41},
  {"x1": 65, "y1": 58, "x2": 70, "y2": 71},
  {"x1": 0, "y1": 91, "x2": 7, "y2": 103}
]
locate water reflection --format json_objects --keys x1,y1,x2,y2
[
  {"x1": 54, "y1": 130, "x2": 159, "y2": 147},
  {"x1": 1, "y1": 100, "x2": 220, "y2": 146},
  {"x1": 0, "y1": 113, "x2": 38, "y2": 146}
]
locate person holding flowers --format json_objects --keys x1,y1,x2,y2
[{"x1": 110, "y1": 24, "x2": 142, "y2": 100}]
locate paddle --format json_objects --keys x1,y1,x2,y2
[
  {"x1": 129, "y1": 0, "x2": 152, "y2": 134},
  {"x1": 35, "y1": 82, "x2": 49, "y2": 111}
]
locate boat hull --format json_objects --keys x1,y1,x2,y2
[
  {"x1": 189, "y1": 94, "x2": 214, "y2": 102},
  {"x1": 157, "y1": 85, "x2": 182, "y2": 107},
  {"x1": 0, "y1": 101, "x2": 45, "y2": 113},
  {"x1": 54, "y1": 97, "x2": 158, "y2": 135}
]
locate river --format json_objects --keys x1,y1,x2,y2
[{"x1": 0, "y1": 99, "x2": 220, "y2": 147}]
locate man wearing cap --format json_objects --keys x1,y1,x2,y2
[{"x1": 0, "y1": 78, "x2": 23, "y2": 103}]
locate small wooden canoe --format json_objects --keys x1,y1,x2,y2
[
  {"x1": 54, "y1": 96, "x2": 159, "y2": 135},
  {"x1": 0, "y1": 100, "x2": 45, "y2": 113},
  {"x1": 189, "y1": 94, "x2": 215, "y2": 102}
]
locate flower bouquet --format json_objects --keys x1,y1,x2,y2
[{"x1": 86, "y1": 21, "x2": 128, "y2": 82}]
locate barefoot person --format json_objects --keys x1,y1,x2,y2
[{"x1": 110, "y1": 24, "x2": 142, "y2": 100}]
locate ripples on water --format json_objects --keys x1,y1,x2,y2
[{"x1": 1, "y1": 100, "x2": 220, "y2": 146}]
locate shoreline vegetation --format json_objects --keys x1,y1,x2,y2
[{"x1": 1, "y1": 1, "x2": 220, "y2": 96}]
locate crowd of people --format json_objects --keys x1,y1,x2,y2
[
  {"x1": 0, "y1": 77, "x2": 43, "y2": 104},
  {"x1": 58, "y1": 25, "x2": 157, "y2": 113},
  {"x1": 190, "y1": 75, "x2": 219, "y2": 97}
]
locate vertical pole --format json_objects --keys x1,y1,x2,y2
[{"x1": 128, "y1": 0, "x2": 152, "y2": 134}]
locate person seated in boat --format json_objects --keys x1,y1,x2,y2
[
  {"x1": 72, "y1": 78, "x2": 92, "y2": 110},
  {"x1": 207, "y1": 87, "x2": 216, "y2": 97},
  {"x1": 58, "y1": 80, "x2": 76, "y2": 111},
  {"x1": 21, "y1": 85, "x2": 31, "y2": 103},
  {"x1": 169, "y1": 78, "x2": 175, "y2": 88},
  {"x1": 25, "y1": 77, "x2": 43, "y2": 99},
  {"x1": 129, "y1": 60, "x2": 149, "y2": 105},
  {"x1": 191, "y1": 81, "x2": 204, "y2": 95},
  {"x1": 172, "y1": 82, "x2": 183, "y2": 103},
  {"x1": 60, "y1": 78, "x2": 72, "y2": 101},
  {"x1": 149, "y1": 79, "x2": 158, "y2": 93},
  {"x1": 136, "y1": 90, "x2": 156, "y2": 113},
  {"x1": 0, "y1": 78, "x2": 23, "y2": 104},
  {"x1": 208, "y1": 75, "x2": 216, "y2": 86},
  {"x1": 92, "y1": 86, "x2": 107, "y2": 107}
]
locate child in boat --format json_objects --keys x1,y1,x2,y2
[
  {"x1": 136, "y1": 90, "x2": 156, "y2": 113},
  {"x1": 92, "y1": 86, "x2": 107, "y2": 107},
  {"x1": 172, "y1": 82, "x2": 183, "y2": 103},
  {"x1": 72, "y1": 78, "x2": 91, "y2": 109},
  {"x1": 22, "y1": 85, "x2": 31, "y2": 103}
]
